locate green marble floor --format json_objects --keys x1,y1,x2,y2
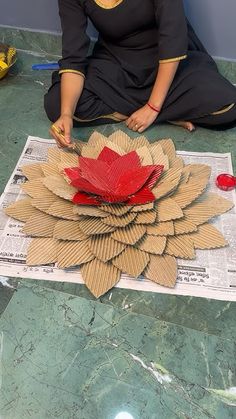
[{"x1": 0, "y1": 29, "x2": 236, "y2": 418}]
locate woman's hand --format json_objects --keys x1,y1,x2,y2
[
  {"x1": 126, "y1": 104, "x2": 159, "y2": 133},
  {"x1": 49, "y1": 114, "x2": 73, "y2": 148}
]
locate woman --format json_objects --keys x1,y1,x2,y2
[{"x1": 45, "y1": 0, "x2": 236, "y2": 147}]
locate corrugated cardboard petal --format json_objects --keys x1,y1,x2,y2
[
  {"x1": 87, "y1": 234, "x2": 126, "y2": 262},
  {"x1": 54, "y1": 220, "x2": 88, "y2": 241},
  {"x1": 57, "y1": 240, "x2": 94, "y2": 268},
  {"x1": 146, "y1": 220, "x2": 174, "y2": 236},
  {"x1": 59, "y1": 150, "x2": 78, "y2": 167},
  {"x1": 21, "y1": 163, "x2": 44, "y2": 180},
  {"x1": 184, "y1": 193, "x2": 234, "y2": 225},
  {"x1": 111, "y1": 223, "x2": 146, "y2": 245},
  {"x1": 189, "y1": 224, "x2": 228, "y2": 249},
  {"x1": 153, "y1": 167, "x2": 182, "y2": 200},
  {"x1": 100, "y1": 204, "x2": 132, "y2": 216},
  {"x1": 81, "y1": 145, "x2": 102, "y2": 159},
  {"x1": 87, "y1": 131, "x2": 107, "y2": 147},
  {"x1": 156, "y1": 139, "x2": 176, "y2": 166},
  {"x1": 27, "y1": 238, "x2": 59, "y2": 265},
  {"x1": 48, "y1": 147, "x2": 61, "y2": 163},
  {"x1": 136, "y1": 146, "x2": 153, "y2": 165},
  {"x1": 43, "y1": 175, "x2": 77, "y2": 200},
  {"x1": 165, "y1": 235, "x2": 195, "y2": 259},
  {"x1": 157, "y1": 198, "x2": 183, "y2": 221},
  {"x1": 23, "y1": 212, "x2": 58, "y2": 237},
  {"x1": 112, "y1": 246, "x2": 150, "y2": 277},
  {"x1": 73, "y1": 205, "x2": 108, "y2": 217},
  {"x1": 135, "y1": 210, "x2": 157, "y2": 224},
  {"x1": 131, "y1": 203, "x2": 154, "y2": 213},
  {"x1": 81, "y1": 259, "x2": 121, "y2": 298},
  {"x1": 102, "y1": 212, "x2": 136, "y2": 227},
  {"x1": 145, "y1": 254, "x2": 177, "y2": 287},
  {"x1": 108, "y1": 130, "x2": 130, "y2": 152},
  {"x1": 21, "y1": 178, "x2": 54, "y2": 198},
  {"x1": 79, "y1": 217, "x2": 115, "y2": 235},
  {"x1": 138, "y1": 235, "x2": 167, "y2": 254},
  {"x1": 174, "y1": 218, "x2": 198, "y2": 235},
  {"x1": 149, "y1": 144, "x2": 169, "y2": 170},
  {"x1": 127, "y1": 135, "x2": 149, "y2": 151},
  {"x1": 40, "y1": 162, "x2": 59, "y2": 177},
  {"x1": 48, "y1": 199, "x2": 80, "y2": 221},
  {"x1": 31, "y1": 196, "x2": 57, "y2": 213},
  {"x1": 172, "y1": 157, "x2": 184, "y2": 169},
  {"x1": 5, "y1": 198, "x2": 39, "y2": 222}
]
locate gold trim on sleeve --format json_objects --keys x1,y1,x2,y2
[
  {"x1": 93, "y1": 0, "x2": 123, "y2": 9},
  {"x1": 73, "y1": 112, "x2": 127, "y2": 123},
  {"x1": 59, "y1": 69, "x2": 85, "y2": 78},
  {"x1": 159, "y1": 55, "x2": 187, "y2": 64},
  {"x1": 211, "y1": 103, "x2": 235, "y2": 115}
]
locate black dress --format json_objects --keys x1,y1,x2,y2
[{"x1": 44, "y1": 0, "x2": 236, "y2": 128}]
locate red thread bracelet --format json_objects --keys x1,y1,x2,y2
[{"x1": 147, "y1": 103, "x2": 160, "y2": 113}]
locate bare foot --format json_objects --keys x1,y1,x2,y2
[{"x1": 169, "y1": 120, "x2": 196, "y2": 132}]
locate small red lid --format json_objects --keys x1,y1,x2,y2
[{"x1": 216, "y1": 173, "x2": 236, "y2": 191}]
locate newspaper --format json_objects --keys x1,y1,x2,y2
[{"x1": 0, "y1": 136, "x2": 236, "y2": 301}]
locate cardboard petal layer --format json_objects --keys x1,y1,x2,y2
[
  {"x1": 53, "y1": 220, "x2": 88, "y2": 241},
  {"x1": 79, "y1": 217, "x2": 116, "y2": 235},
  {"x1": 31, "y1": 196, "x2": 57, "y2": 213},
  {"x1": 102, "y1": 212, "x2": 136, "y2": 227},
  {"x1": 5, "y1": 198, "x2": 39, "y2": 222},
  {"x1": 184, "y1": 193, "x2": 234, "y2": 225},
  {"x1": 100, "y1": 204, "x2": 132, "y2": 216},
  {"x1": 135, "y1": 210, "x2": 157, "y2": 225},
  {"x1": 157, "y1": 198, "x2": 183, "y2": 222},
  {"x1": 81, "y1": 259, "x2": 121, "y2": 298},
  {"x1": 157, "y1": 139, "x2": 176, "y2": 166},
  {"x1": 138, "y1": 235, "x2": 167, "y2": 254},
  {"x1": 153, "y1": 167, "x2": 182, "y2": 200},
  {"x1": 57, "y1": 241, "x2": 94, "y2": 268},
  {"x1": 173, "y1": 219, "x2": 198, "y2": 235},
  {"x1": 87, "y1": 235, "x2": 126, "y2": 262},
  {"x1": 189, "y1": 224, "x2": 228, "y2": 249},
  {"x1": 146, "y1": 220, "x2": 174, "y2": 236},
  {"x1": 43, "y1": 175, "x2": 77, "y2": 201},
  {"x1": 23, "y1": 212, "x2": 58, "y2": 237},
  {"x1": 145, "y1": 254, "x2": 177, "y2": 287},
  {"x1": 48, "y1": 199, "x2": 80, "y2": 221},
  {"x1": 27, "y1": 238, "x2": 59, "y2": 265},
  {"x1": 149, "y1": 143, "x2": 169, "y2": 170},
  {"x1": 40, "y1": 162, "x2": 59, "y2": 177},
  {"x1": 165, "y1": 235, "x2": 195, "y2": 259},
  {"x1": 111, "y1": 223, "x2": 146, "y2": 245},
  {"x1": 112, "y1": 246, "x2": 150, "y2": 277},
  {"x1": 21, "y1": 163, "x2": 44, "y2": 180},
  {"x1": 73, "y1": 205, "x2": 108, "y2": 217},
  {"x1": 21, "y1": 178, "x2": 54, "y2": 198},
  {"x1": 48, "y1": 147, "x2": 60, "y2": 163}
]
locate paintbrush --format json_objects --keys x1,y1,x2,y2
[{"x1": 51, "y1": 124, "x2": 81, "y2": 155}]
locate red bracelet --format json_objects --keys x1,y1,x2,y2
[{"x1": 147, "y1": 102, "x2": 161, "y2": 113}]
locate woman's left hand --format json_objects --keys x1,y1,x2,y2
[{"x1": 126, "y1": 104, "x2": 159, "y2": 133}]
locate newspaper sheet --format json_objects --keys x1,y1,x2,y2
[{"x1": 0, "y1": 136, "x2": 236, "y2": 301}]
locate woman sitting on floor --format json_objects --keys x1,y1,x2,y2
[{"x1": 45, "y1": 0, "x2": 236, "y2": 147}]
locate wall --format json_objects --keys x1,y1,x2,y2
[{"x1": 0, "y1": 0, "x2": 235, "y2": 60}]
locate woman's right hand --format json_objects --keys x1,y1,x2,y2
[{"x1": 49, "y1": 114, "x2": 73, "y2": 148}]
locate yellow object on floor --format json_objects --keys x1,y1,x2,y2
[{"x1": 0, "y1": 43, "x2": 17, "y2": 80}]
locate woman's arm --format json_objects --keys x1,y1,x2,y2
[{"x1": 126, "y1": 61, "x2": 179, "y2": 132}]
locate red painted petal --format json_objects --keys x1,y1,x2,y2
[
  {"x1": 145, "y1": 165, "x2": 164, "y2": 189},
  {"x1": 64, "y1": 167, "x2": 80, "y2": 182},
  {"x1": 108, "y1": 151, "x2": 141, "y2": 188},
  {"x1": 115, "y1": 165, "x2": 157, "y2": 196},
  {"x1": 71, "y1": 177, "x2": 105, "y2": 195},
  {"x1": 79, "y1": 157, "x2": 110, "y2": 190},
  {"x1": 101, "y1": 194, "x2": 128, "y2": 203},
  {"x1": 126, "y1": 187, "x2": 156, "y2": 205},
  {"x1": 72, "y1": 191, "x2": 100, "y2": 205},
  {"x1": 98, "y1": 147, "x2": 121, "y2": 164}
]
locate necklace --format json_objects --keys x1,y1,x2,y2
[{"x1": 93, "y1": 0, "x2": 124, "y2": 9}]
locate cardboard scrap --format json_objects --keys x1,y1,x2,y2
[
  {"x1": 5, "y1": 198, "x2": 39, "y2": 222},
  {"x1": 27, "y1": 238, "x2": 59, "y2": 266},
  {"x1": 81, "y1": 259, "x2": 121, "y2": 298},
  {"x1": 112, "y1": 246, "x2": 150, "y2": 277},
  {"x1": 145, "y1": 254, "x2": 177, "y2": 287},
  {"x1": 87, "y1": 234, "x2": 126, "y2": 262},
  {"x1": 57, "y1": 240, "x2": 94, "y2": 268}
]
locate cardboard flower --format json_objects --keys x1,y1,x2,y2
[
  {"x1": 64, "y1": 147, "x2": 164, "y2": 205},
  {"x1": 6, "y1": 131, "x2": 234, "y2": 298}
]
